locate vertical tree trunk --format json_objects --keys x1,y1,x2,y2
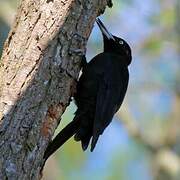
[{"x1": 0, "y1": 0, "x2": 111, "y2": 179}]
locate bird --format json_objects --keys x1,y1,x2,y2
[{"x1": 43, "y1": 18, "x2": 132, "y2": 161}]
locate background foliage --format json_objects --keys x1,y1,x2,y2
[{"x1": 0, "y1": 0, "x2": 179, "y2": 179}]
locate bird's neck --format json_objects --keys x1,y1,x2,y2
[{"x1": 103, "y1": 51, "x2": 131, "y2": 67}]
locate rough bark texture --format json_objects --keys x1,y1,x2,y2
[{"x1": 0, "y1": 0, "x2": 111, "y2": 179}]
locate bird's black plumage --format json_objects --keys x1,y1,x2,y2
[{"x1": 44, "y1": 18, "x2": 132, "y2": 161}]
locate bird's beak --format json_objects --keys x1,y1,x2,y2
[{"x1": 96, "y1": 18, "x2": 115, "y2": 41}]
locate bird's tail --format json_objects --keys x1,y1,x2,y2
[
  {"x1": 43, "y1": 108, "x2": 95, "y2": 161},
  {"x1": 43, "y1": 117, "x2": 81, "y2": 161}
]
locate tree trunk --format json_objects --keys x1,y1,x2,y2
[{"x1": 0, "y1": 0, "x2": 111, "y2": 179}]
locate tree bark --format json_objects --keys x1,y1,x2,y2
[{"x1": 0, "y1": 0, "x2": 111, "y2": 179}]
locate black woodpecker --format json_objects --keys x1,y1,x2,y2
[{"x1": 44, "y1": 18, "x2": 132, "y2": 161}]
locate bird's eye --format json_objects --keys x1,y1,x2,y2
[{"x1": 119, "y1": 40, "x2": 124, "y2": 45}]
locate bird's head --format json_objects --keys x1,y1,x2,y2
[{"x1": 96, "y1": 18, "x2": 132, "y2": 66}]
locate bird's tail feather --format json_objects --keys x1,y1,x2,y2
[
  {"x1": 73, "y1": 114, "x2": 93, "y2": 151},
  {"x1": 91, "y1": 134, "x2": 100, "y2": 152},
  {"x1": 43, "y1": 117, "x2": 81, "y2": 161},
  {"x1": 74, "y1": 129, "x2": 92, "y2": 151}
]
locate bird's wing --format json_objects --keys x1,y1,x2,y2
[{"x1": 91, "y1": 67, "x2": 128, "y2": 151}]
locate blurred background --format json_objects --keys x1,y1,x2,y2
[{"x1": 0, "y1": 0, "x2": 179, "y2": 179}]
